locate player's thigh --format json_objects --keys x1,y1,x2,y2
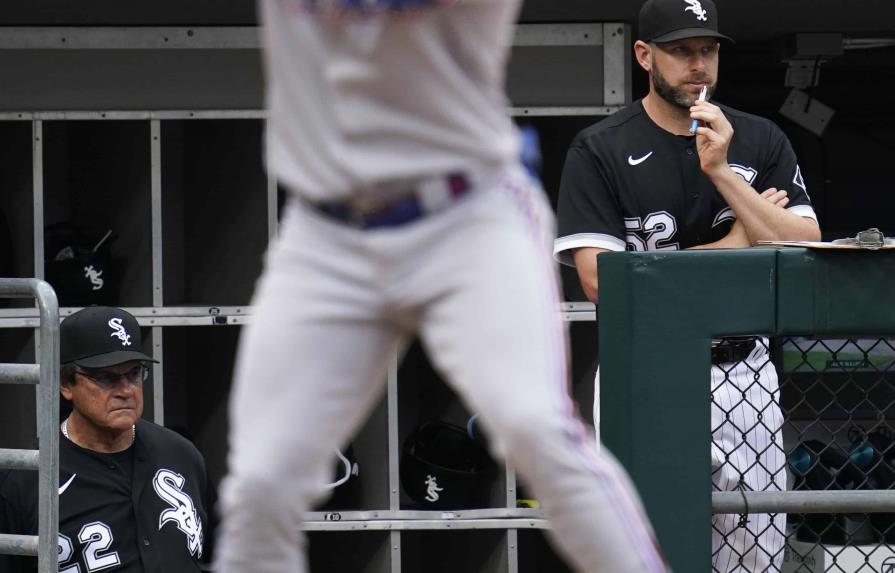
[
  {"x1": 228, "y1": 202, "x2": 404, "y2": 475},
  {"x1": 419, "y1": 180, "x2": 568, "y2": 440}
]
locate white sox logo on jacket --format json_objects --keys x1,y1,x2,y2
[
  {"x1": 152, "y1": 469, "x2": 204, "y2": 557},
  {"x1": 624, "y1": 163, "x2": 761, "y2": 251}
]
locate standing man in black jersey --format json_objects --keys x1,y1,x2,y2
[
  {"x1": 0, "y1": 306, "x2": 210, "y2": 573},
  {"x1": 554, "y1": 0, "x2": 821, "y2": 570}
]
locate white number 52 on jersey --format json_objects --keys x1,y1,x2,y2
[{"x1": 624, "y1": 211, "x2": 680, "y2": 252}]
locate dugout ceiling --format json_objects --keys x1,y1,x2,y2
[
  {"x1": 0, "y1": 0, "x2": 893, "y2": 239},
  {"x1": 0, "y1": 0, "x2": 892, "y2": 42}
]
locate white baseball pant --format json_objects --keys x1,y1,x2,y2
[
  {"x1": 594, "y1": 342, "x2": 785, "y2": 572},
  {"x1": 215, "y1": 168, "x2": 667, "y2": 573},
  {"x1": 711, "y1": 344, "x2": 786, "y2": 572}
]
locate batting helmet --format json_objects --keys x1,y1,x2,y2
[
  {"x1": 44, "y1": 223, "x2": 121, "y2": 307},
  {"x1": 789, "y1": 439, "x2": 865, "y2": 544},
  {"x1": 400, "y1": 420, "x2": 495, "y2": 509},
  {"x1": 850, "y1": 427, "x2": 895, "y2": 542}
]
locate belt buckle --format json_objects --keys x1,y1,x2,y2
[
  {"x1": 346, "y1": 207, "x2": 367, "y2": 229},
  {"x1": 321, "y1": 172, "x2": 471, "y2": 230}
]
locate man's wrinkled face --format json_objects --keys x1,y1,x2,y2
[{"x1": 61, "y1": 360, "x2": 145, "y2": 431}]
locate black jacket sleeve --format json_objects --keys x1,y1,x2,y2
[{"x1": 756, "y1": 121, "x2": 813, "y2": 210}]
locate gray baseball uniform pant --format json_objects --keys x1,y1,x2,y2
[{"x1": 216, "y1": 168, "x2": 667, "y2": 573}]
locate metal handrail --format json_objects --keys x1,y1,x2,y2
[
  {"x1": 0, "y1": 278, "x2": 59, "y2": 573},
  {"x1": 713, "y1": 490, "x2": 895, "y2": 514},
  {"x1": 0, "y1": 364, "x2": 39, "y2": 384},
  {"x1": 0, "y1": 449, "x2": 40, "y2": 470}
]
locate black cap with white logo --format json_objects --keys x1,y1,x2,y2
[
  {"x1": 639, "y1": 0, "x2": 733, "y2": 44},
  {"x1": 60, "y1": 306, "x2": 158, "y2": 368}
]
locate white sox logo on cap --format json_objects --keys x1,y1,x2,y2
[
  {"x1": 108, "y1": 318, "x2": 132, "y2": 346},
  {"x1": 684, "y1": 0, "x2": 708, "y2": 22},
  {"x1": 639, "y1": 0, "x2": 731, "y2": 44}
]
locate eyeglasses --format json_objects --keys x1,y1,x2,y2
[{"x1": 75, "y1": 365, "x2": 150, "y2": 391}]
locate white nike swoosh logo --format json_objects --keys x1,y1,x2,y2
[
  {"x1": 59, "y1": 474, "x2": 76, "y2": 495},
  {"x1": 628, "y1": 151, "x2": 654, "y2": 166}
]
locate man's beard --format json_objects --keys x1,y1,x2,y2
[{"x1": 650, "y1": 60, "x2": 715, "y2": 110}]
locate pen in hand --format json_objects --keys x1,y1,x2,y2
[{"x1": 690, "y1": 85, "x2": 708, "y2": 134}]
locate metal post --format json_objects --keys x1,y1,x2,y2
[
  {"x1": 150, "y1": 120, "x2": 165, "y2": 425},
  {"x1": 0, "y1": 278, "x2": 59, "y2": 573},
  {"x1": 35, "y1": 279, "x2": 59, "y2": 573}
]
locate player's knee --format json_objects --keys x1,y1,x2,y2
[
  {"x1": 220, "y1": 473, "x2": 300, "y2": 517},
  {"x1": 488, "y1": 403, "x2": 566, "y2": 452}
]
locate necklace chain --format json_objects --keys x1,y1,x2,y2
[{"x1": 61, "y1": 418, "x2": 136, "y2": 445}]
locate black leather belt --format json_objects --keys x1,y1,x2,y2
[
  {"x1": 307, "y1": 172, "x2": 471, "y2": 230},
  {"x1": 711, "y1": 337, "x2": 757, "y2": 364}
]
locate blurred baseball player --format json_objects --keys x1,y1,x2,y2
[
  {"x1": 215, "y1": 1, "x2": 667, "y2": 572},
  {"x1": 554, "y1": 0, "x2": 820, "y2": 570},
  {"x1": 0, "y1": 306, "x2": 210, "y2": 573}
]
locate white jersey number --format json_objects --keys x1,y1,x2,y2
[
  {"x1": 624, "y1": 211, "x2": 680, "y2": 252},
  {"x1": 58, "y1": 522, "x2": 121, "y2": 573},
  {"x1": 58, "y1": 533, "x2": 80, "y2": 573}
]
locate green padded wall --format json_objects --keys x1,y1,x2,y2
[{"x1": 597, "y1": 248, "x2": 895, "y2": 571}]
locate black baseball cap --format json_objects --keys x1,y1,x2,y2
[
  {"x1": 639, "y1": 0, "x2": 733, "y2": 44},
  {"x1": 60, "y1": 306, "x2": 158, "y2": 368}
]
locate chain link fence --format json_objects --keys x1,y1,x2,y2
[{"x1": 711, "y1": 336, "x2": 895, "y2": 572}]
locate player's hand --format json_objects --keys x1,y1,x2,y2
[
  {"x1": 692, "y1": 101, "x2": 733, "y2": 176},
  {"x1": 759, "y1": 187, "x2": 790, "y2": 209}
]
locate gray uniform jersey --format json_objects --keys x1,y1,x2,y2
[{"x1": 261, "y1": 0, "x2": 521, "y2": 201}]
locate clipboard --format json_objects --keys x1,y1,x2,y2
[{"x1": 757, "y1": 228, "x2": 895, "y2": 251}]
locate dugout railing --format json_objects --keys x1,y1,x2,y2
[
  {"x1": 598, "y1": 247, "x2": 895, "y2": 572},
  {"x1": 0, "y1": 278, "x2": 60, "y2": 573}
]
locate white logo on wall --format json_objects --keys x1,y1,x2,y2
[
  {"x1": 684, "y1": 0, "x2": 708, "y2": 21},
  {"x1": 153, "y1": 469, "x2": 204, "y2": 557},
  {"x1": 108, "y1": 318, "x2": 132, "y2": 347},
  {"x1": 424, "y1": 475, "x2": 444, "y2": 502},
  {"x1": 84, "y1": 265, "x2": 104, "y2": 291}
]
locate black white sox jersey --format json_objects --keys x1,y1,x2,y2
[
  {"x1": 554, "y1": 99, "x2": 818, "y2": 264},
  {"x1": 0, "y1": 420, "x2": 209, "y2": 573}
]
